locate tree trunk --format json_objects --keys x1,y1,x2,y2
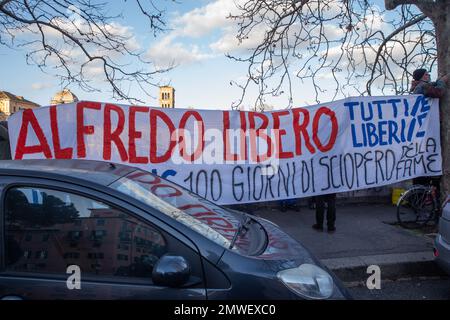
[
  {"x1": 385, "y1": 0, "x2": 450, "y2": 198},
  {"x1": 435, "y1": 3, "x2": 450, "y2": 199}
]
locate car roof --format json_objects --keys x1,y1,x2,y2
[{"x1": 0, "y1": 159, "x2": 137, "y2": 186}]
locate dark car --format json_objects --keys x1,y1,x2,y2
[{"x1": 0, "y1": 159, "x2": 350, "y2": 300}]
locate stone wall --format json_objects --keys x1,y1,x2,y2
[{"x1": 227, "y1": 181, "x2": 412, "y2": 212}]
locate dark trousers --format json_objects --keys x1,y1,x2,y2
[{"x1": 315, "y1": 193, "x2": 336, "y2": 228}]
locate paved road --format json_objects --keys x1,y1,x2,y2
[
  {"x1": 256, "y1": 204, "x2": 434, "y2": 260},
  {"x1": 348, "y1": 277, "x2": 450, "y2": 300}
]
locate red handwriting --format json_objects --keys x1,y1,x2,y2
[{"x1": 14, "y1": 102, "x2": 339, "y2": 162}]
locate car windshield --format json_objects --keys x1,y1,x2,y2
[{"x1": 109, "y1": 170, "x2": 266, "y2": 255}]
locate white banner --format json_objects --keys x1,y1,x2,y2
[{"x1": 8, "y1": 95, "x2": 442, "y2": 205}]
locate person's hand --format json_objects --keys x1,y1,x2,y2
[{"x1": 440, "y1": 74, "x2": 449, "y2": 84}]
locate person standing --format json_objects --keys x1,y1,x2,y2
[
  {"x1": 410, "y1": 69, "x2": 448, "y2": 194},
  {"x1": 312, "y1": 193, "x2": 337, "y2": 233}
]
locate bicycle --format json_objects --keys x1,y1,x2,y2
[{"x1": 396, "y1": 182, "x2": 441, "y2": 229}]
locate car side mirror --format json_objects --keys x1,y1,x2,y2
[{"x1": 152, "y1": 254, "x2": 191, "y2": 288}]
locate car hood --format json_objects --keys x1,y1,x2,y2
[{"x1": 254, "y1": 217, "x2": 319, "y2": 268}]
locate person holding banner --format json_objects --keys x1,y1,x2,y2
[
  {"x1": 313, "y1": 193, "x2": 337, "y2": 233},
  {"x1": 410, "y1": 69, "x2": 448, "y2": 195},
  {"x1": 410, "y1": 68, "x2": 448, "y2": 98},
  {"x1": 0, "y1": 121, "x2": 11, "y2": 160}
]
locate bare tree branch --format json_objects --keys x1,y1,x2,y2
[
  {"x1": 366, "y1": 13, "x2": 427, "y2": 94},
  {"x1": 228, "y1": 0, "x2": 437, "y2": 108},
  {"x1": 0, "y1": 0, "x2": 175, "y2": 103},
  {"x1": 385, "y1": 0, "x2": 436, "y2": 18}
]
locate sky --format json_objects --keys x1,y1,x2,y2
[{"x1": 0, "y1": 0, "x2": 424, "y2": 110}]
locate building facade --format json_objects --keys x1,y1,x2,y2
[
  {"x1": 159, "y1": 86, "x2": 175, "y2": 108},
  {"x1": 0, "y1": 91, "x2": 40, "y2": 120}
]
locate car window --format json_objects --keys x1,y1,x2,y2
[
  {"x1": 110, "y1": 171, "x2": 267, "y2": 255},
  {"x1": 4, "y1": 186, "x2": 168, "y2": 281}
]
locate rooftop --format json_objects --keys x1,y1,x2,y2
[
  {"x1": 0, "y1": 91, "x2": 40, "y2": 106},
  {"x1": 51, "y1": 89, "x2": 79, "y2": 105}
]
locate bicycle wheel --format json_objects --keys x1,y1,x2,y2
[{"x1": 396, "y1": 186, "x2": 435, "y2": 229}]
